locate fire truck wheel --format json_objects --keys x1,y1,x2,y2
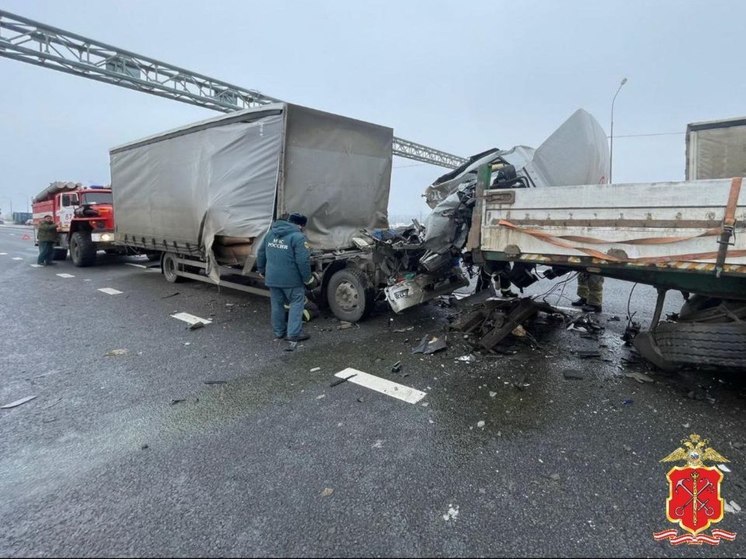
[
  {"x1": 326, "y1": 267, "x2": 374, "y2": 323},
  {"x1": 162, "y1": 252, "x2": 184, "y2": 283},
  {"x1": 70, "y1": 231, "x2": 97, "y2": 267},
  {"x1": 53, "y1": 248, "x2": 68, "y2": 260}
]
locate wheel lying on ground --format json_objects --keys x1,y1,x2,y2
[
  {"x1": 161, "y1": 252, "x2": 184, "y2": 283},
  {"x1": 653, "y1": 321, "x2": 746, "y2": 369},
  {"x1": 679, "y1": 295, "x2": 746, "y2": 323},
  {"x1": 326, "y1": 267, "x2": 374, "y2": 322},
  {"x1": 70, "y1": 231, "x2": 96, "y2": 267},
  {"x1": 53, "y1": 248, "x2": 68, "y2": 260}
]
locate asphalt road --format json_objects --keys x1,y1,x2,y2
[{"x1": 1, "y1": 224, "x2": 744, "y2": 558}]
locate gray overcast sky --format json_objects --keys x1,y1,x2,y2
[{"x1": 1, "y1": 0, "x2": 744, "y2": 220}]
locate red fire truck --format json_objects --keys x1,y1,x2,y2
[{"x1": 31, "y1": 182, "x2": 119, "y2": 266}]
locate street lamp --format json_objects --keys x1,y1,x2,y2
[{"x1": 609, "y1": 77, "x2": 628, "y2": 184}]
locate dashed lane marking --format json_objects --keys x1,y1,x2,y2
[
  {"x1": 0, "y1": 252, "x2": 7, "y2": 255},
  {"x1": 12, "y1": 257, "x2": 22, "y2": 261},
  {"x1": 98, "y1": 287, "x2": 123, "y2": 295},
  {"x1": 170, "y1": 312, "x2": 212, "y2": 326},
  {"x1": 56, "y1": 273, "x2": 75, "y2": 278},
  {"x1": 334, "y1": 368, "x2": 427, "y2": 404},
  {"x1": 30, "y1": 264, "x2": 43, "y2": 268}
]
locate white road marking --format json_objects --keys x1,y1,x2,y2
[
  {"x1": 12, "y1": 257, "x2": 22, "y2": 260},
  {"x1": 98, "y1": 287, "x2": 123, "y2": 295},
  {"x1": 0, "y1": 252, "x2": 7, "y2": 255},
  {"x1": 30, "y1": 264, "x2": 43, "y2": 268},
  {"x1": 171, "y1": 312, "x2": 212, "y2": 326},
  {"x1": 126, "y1": 263, "x2": 147, "y2": 269},
  {"x1": 56, "y1": 273, "x2": 75, "y2": 278},
  {"x1": 334, "y1": 368, "x2": 427, "y2": 404}
]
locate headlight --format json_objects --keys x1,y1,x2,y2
[{"x1": 101, "y1": 233, "x2": 114, "y2": 242}]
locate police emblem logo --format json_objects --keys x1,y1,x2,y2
[{"x1": 653, "y1": 434, "x2": 737, "y2": 545}]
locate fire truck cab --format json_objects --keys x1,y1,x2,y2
[{"x1": 32, "y1": 182, "x2": 118, "y2": 266}]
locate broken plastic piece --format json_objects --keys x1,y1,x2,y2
[
  {"x1": 391, "y1": 361, "x2": 402, "y2": 373},
  {"x1": 1, "y1": 395, "x2": 37, "y2": 409}
]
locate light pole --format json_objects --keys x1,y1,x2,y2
[{"x1": 609, "y1": 77, "x2": 628, "y2": 184}]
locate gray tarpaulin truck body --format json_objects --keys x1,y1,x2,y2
[{"x1": 110, "y1": 103, "x2": 393, "y2": 275}]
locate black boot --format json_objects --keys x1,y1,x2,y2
[{"x1": 571, "y1": 297, "x2": 586, "y2": 307}]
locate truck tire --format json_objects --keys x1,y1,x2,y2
[
  {"x1": 679, "y1": 296, "x2": 746, "y2": 323},
  {"x1": 327, "y1": 267, "x2": 374, "y2": 322},
  {"x1": 653, "y1": 321, "x2": 746, "y2": 369},
  {"x1": 53, "y1": 248, "x2": 68, "y2": 260},
  {"x1": 162, "y1": 252, "x2": 184, "y2": 283},
  {"x1": 70, "y1": 231, "x2": 96, "y2": 267}
]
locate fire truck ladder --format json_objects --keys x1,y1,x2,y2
[{"x1": 0, "y1": 9, "x2": 466, "y2": 169}]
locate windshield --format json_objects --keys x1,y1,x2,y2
[{"x1": 80, "y1": 192, "x2": 113, "y2": 205}]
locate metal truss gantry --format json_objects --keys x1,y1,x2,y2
[{"x1": 0, "y1": 10, "x2": 466, "y2": 169}]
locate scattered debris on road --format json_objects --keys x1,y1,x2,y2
[
  {"x1": 337, "y1": 321, "x2": 354, "y2": 330},
  {"x1": 393, "y1": 326, "x2": 414, "y2": 333},
  {"x1": 1, "y1": 395, "x2": 37, "y2": 409},
  {"x1": 411, "y1": 335, "x2": 447, "y2": 354},
  {"x1": 330, "y1": 373, "x2": 357, "y2": 387},
  {"x1": 204, "y1": 380, "x2": 227, "y2": 385},
  {"x1": 189, "y1": 321, "x2": 205, "y2": 331},
  {"x1": 449, "y1": 297, "x2": 560, "y2": 351},
  {"x1": 624, "y1": 372, "x2": 654, "y2": 384},
  {"x1": 105, "y1": 348, "x2": 129, "y2": 356},
  {"x1": 391, "y1": 361, "x2": 402, "y2": 373},
  {"x1": 170, "y1": 399, "x2": 186, "y2": 405},
  {"x1": 161, "y1": 292, "x2": 180, "y2": 299},
  {"x1": 320, "y1": 487, "x2": 334, "y2": 497},
  {"x1": 442, "y1": 504, "x2": 459, "y2": 522}
]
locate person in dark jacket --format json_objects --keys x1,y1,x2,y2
[
  {"x1": 36, "y1": 215, "x2": 58, "y2": 266},
  {"x1": 256, "y1": 213, "x2": 315, "y2": 342}
]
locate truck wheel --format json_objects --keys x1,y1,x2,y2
[
  {"x1": 53, "y1": 248, "x2": 68, "y2": 260},
  {"x1": 679, "y1": 296, "x2": 746, "y2": 323},
  {"x1": 162, "y1": 253, "x2": 184, "y2": 283},
  {"x1": 653, "y1": 321, "x2": 746, "y2": 369},
  {"x1": 327, "y1": 267, "x2": 374, "y2": 322},
  {"x1": 70, "y1": 232, "x2": 96, "y2": 267}
]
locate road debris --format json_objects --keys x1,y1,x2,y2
[
  {"x1": 330, "y1": 373, "x2": 357, "y2": 387},
  {"x1": 391, "y1": 361, "x2": 402, "y2": 373},
  {"x1": 1, "y1": 395, "x2": 37, "y2": 409},
  {"x1": 455, "y1": 355, "x2": 476, "y2": 363},
  {"x1": 161, "y1": 292, "x2": 180, "y2": 299},
  {"x1": 204, "y1": 380, "x2": 227, "y2": 385},
  {"x1": 105, "y1": 348, "x2": 129, "y2": 356},
  {"x1": 188, "y1": 321, "x2": 205, "y2": 331},
  {"x1": 310, "y1": 367, "x2": 321, "y2": 372},
  {"x1": 320, "y1": 487, "x2": 334, "y2": 497},
  {"x1": 393, "y1": 326, "x2": 414, "y2": 333},
  {"x1": 476, "y1": 420, "x2": 485, "y2": 428},
  {"x1": 725, "y1": 500, "x2": 741, "y2": 514},
  {"x1": 337, "y1": 321, "x2": 354, "y2": 330},
  {"x1": 170, "y1": 399, "x2": 186, "y2": 405},
  {"x1": 624, "y1": 372, "x2": 654, "y2": 384},
  {"x1": 412, "y1": 335, "x2": 447, "y2": 354},
  {"x1": 549, "y1": 473, "x2": 561, "y2": 481},
  {"x1": 449, "y1": 297, "x2": 559, "y2": 351},
  {"x1": 442, "y1": 504, "x2": 459, "y2": 522}
]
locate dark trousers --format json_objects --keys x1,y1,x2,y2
[{"x1": 38, "y1": 241, "x2": 55, "y2": 265}]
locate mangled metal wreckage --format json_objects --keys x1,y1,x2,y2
[{"x1": 371, "y1": 108, "x2": 609, "y2": 313}]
